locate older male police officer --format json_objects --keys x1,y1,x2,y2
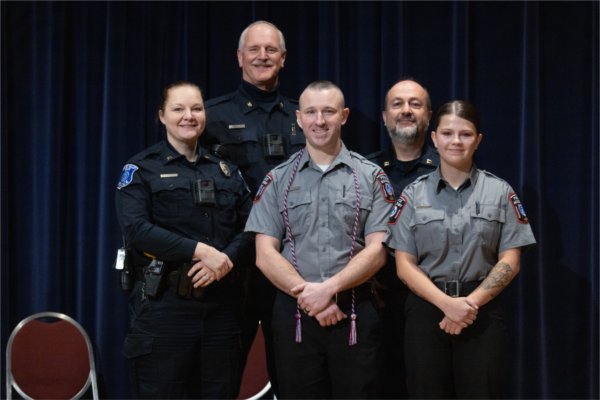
[
  {"x1": 246, "y1": 81, "x2": 393, "y2": 398},
  {"x1": 201, "y1": 21, "x2": 304, "y2": 395},
  {"x1": 367, "y1": 78, "x2": 439, "y2": 398}
]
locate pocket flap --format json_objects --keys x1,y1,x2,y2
[{"x1": 122, "y1": 334, "x2": 154, "y2": 359}]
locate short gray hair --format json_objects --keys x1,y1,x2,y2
[{"x1": 238, "y1": 21, "x2": 286, "y2": 52}]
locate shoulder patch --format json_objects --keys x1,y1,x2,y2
[
  {"x1": 509, "y1": 192, "x2": 529, "y2": 224},
  {"x1": 388, "y1": 195, "x2": 408, "y2": 225},
  {"x1": 117, "y1": 164, "x2": 139, "y2": 189},
  {"x1": 376, "y1": 171, "x2": 396, "y2": 203},
  {"x1": 254, "y1": 173, "x2": 274, "y2": 203}
]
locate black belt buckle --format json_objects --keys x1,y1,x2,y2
[{"x1": 444, "y1": 280, "x2": 460, "y2": 297}]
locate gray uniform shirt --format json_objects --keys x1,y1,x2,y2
[
  {"x1": 385, "y1": 166, "x2": 536, "y2": 282},
  {"x1": 245, "y1": 144, "x2": 395, "y2": 282}
]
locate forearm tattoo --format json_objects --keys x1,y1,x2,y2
[{"x1": 482, "y1": 261, "x2": 513, "y2": 290}]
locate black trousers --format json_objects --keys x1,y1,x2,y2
[
  {"x1": 271, "y1": 291, "x2": 384, "y2": 399},
  {"x1": 379, "y1": 284, "x2": 410, "y2": 399},
  {"x1": 404, "y1": 293, "x2": 508, "y2": 399},
  {"x1": 123, "y1": 281, "x2": 242, "y2": 399}
]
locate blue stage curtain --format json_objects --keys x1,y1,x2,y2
[{"x1": 2, "y1": 1, "x2": 598, "y2": 398}]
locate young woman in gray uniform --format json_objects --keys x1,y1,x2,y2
[{"x1": 386, "y1": 100, "x2": 536, "y2": 398}]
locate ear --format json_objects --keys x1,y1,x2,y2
[
  {"x1": 237, "y1": 48, "x2": 243, "y2": 68},
  {"x1": 341, "y1": 108, "x2": 350, "y2": 125},
  {"x1": 382, "y1": 110, "x2": 388, "y2": 125},
  {"x1": 158, "y1": 110, "x2": 165, "y2": 125},
  {"x1": 475, "y1": 132, "x2": 483, "y2": 148},
  {"x1": 295, "y1": 110, "x2": 302, "y2": 130},
  {"x1": 431, "y1": 131, "x2": 438, "y2": 148},
  {"x1": 280, "y1": 50, "x2": 287, "y2": 68}
]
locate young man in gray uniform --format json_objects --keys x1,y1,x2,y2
[
  {"x1": 367, "y1": 78, "x2": 439, "y2": 398},
  {"x1": 201, "y1": 21, "x2": 305, "y2": 394},
  {"x1": 245, "y1": 80, "x2": 395, "y2": 398}
]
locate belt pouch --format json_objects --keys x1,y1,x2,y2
[{"x1": 176, "y1": 264, "x2": 205, "y2": 300}]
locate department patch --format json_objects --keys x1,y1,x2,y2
[
  {"x1": 254, "y1": 173, "x2": 273, "y2": 203},
  {"x1": 117, "y1": 164, "x2": 138, "y2": 190},
  {"x1": 388, "y1": 195, "x2": 408, "y2": 225},
  {"x1": 508, "y1": 192, "x2": 529, "y2": 224},
  {"x1": 376, "y1": 171, "x2": 395, "y2": 203}
]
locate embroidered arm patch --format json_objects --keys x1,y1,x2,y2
[
  {"x1": 376, "y1": 171, "x2": 396, "y2": 203},
  {"x1": 388, "y1": 195, "x2": 408, "y2": 225},
  {"x1": 509, "y1": 192, "x2": 529, "y2": 224},
  {"x1": 254, "y1": 173, "x2": 273, "y2": 203},
  {"x1": 117, "y1": 164, "x2": 139, "y2": 189}
]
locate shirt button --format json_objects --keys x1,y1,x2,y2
[
  {"x1": 322, "y1": 247, "x2": 326, "y2": 252},
  {"x1": 321, "y1": 222, "x2": 327, "y2": 227},
  {"x1": 321, "y1": 198, "x2": 326, "y2": 202}
]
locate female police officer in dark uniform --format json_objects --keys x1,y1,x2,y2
[{"x1": 115, "y1": 81, "x2": 253, "y2": 398}]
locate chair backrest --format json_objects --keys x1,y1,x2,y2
[{"x1": 5, "y1": 311, "x2": 99, "y2": 400}]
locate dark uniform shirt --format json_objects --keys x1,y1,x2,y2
[
  {"x1": 115, "y1": 140, "x2": 253, "y2": 265},
  {"x1": 202, "y1": 82, "x2": 305, "y2": 194},
  {"x1": 367, "y1": 144, "x2": 439, "y2": 290},
  {"x1": 366, "y1": 144, "x2": 439, "y2": 196}
]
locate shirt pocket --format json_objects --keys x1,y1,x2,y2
[
  {"x1": 279, "y1": 190, "x2": 312, "y2": 238},
  {"x1": 471, "y1": 205, "x2": 505, "y2": 251},
  {"x1": 149, "y1": 177, "x2": 193, "y2": 222},
  {"x1": 220, "y1": 125, "x2": 259, "y2": 145},
  {"x1": 411, "y1": 209, "x2": 446, "y2": 252},
  {"x1": 335, "y1": 191, "x2": 373, "y2": 235}
]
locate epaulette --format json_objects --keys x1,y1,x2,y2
[
  {"x1": 205, "y1": 92, "x2": 236, "y2": 108},
  {"x1": 284, "y1": 97, "x2": 299, "y2": 105},
  {"x1": 129, "y1": 142, "x2": 164, "y2": 162},
  {"x1": 480, "y1": 169, "x2": 501, "y2": 180},
  {"x1": 202, "y1": 152, "x2": 238, "y2": 177},
  {"x1": 414, "y1": 173, "x2": 431, "y2": 183},
  {"x1": 349, "y1": 150, "x2": 375, "y2": 165},
  {"x1": 364, "y1": 149, "x2": 386, "y2": 163}
]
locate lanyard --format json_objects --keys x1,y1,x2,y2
[{"x1": 282, "y1": 148, "x2": 361, "y2": 345}]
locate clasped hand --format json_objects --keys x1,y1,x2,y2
[
  {"x1": 291, "y1": 282, "x2": 347, "y2": 327},
  {"x1": 440, "y1": 297, "x2": 479, "y2": 335},
  {"x1": 188, "y1": 246, "x2": 233, "y2": 288}
]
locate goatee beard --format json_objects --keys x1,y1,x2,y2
[{"x1": 389, "y1": 125, "x2": 418, "y2": 145}]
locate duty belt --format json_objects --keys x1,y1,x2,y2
[{"x1": 433, "y1": 280, "x2": 481, "y2": 298}]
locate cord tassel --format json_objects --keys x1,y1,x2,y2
[
  {"x1": 349, "y1": 313, "x2": 357, "y2": 345},
  {"x1": 295, "y1": 310, "x2": 302, "y2": 343}
]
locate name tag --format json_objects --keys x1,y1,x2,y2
[
  {"x1": 160, "y1": 173, "x2": 178, "y2": 178},
  {"x1": 229, "y1": 124, "x2": 245, "y2": 129}
]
